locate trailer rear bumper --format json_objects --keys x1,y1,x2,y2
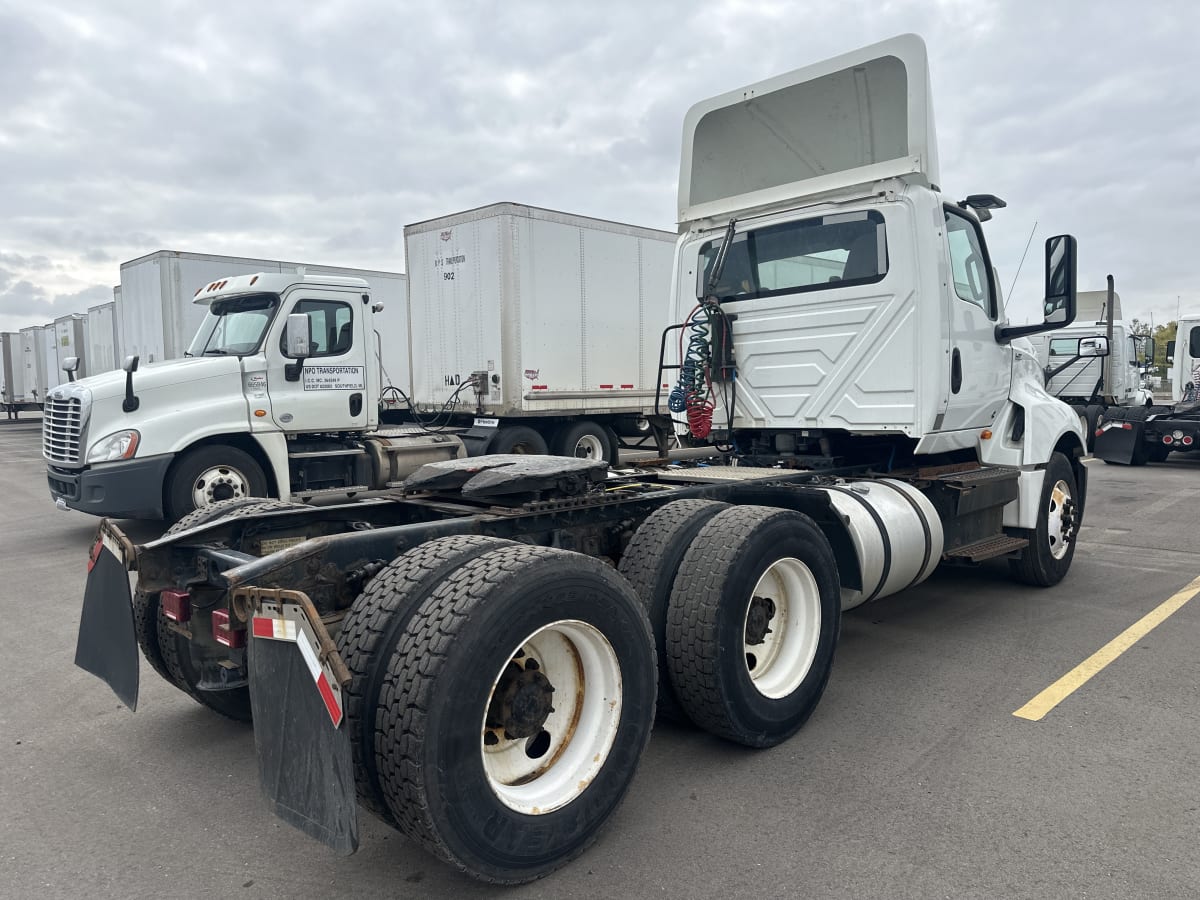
[{"x1": 48, "y1": 455, "x2": 172, "y2": 519}]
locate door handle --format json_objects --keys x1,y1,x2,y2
[
  {"x1": 951, "y1": 348, "x2": 962, "y2": 394},
  {"x1": 349, "y1": 393, "x2": 363, "y2": 416}
]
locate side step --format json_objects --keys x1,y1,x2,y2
[
  {"x1": 293, "y1": 485, "x2": 370, "y2": 500},
  {"x1": 943, "y1": 535, "x2": 1028, "y2": 563}
]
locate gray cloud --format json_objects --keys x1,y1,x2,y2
[{"x1": 1, "y1": 0, "x2": 1198, "y2": 335}]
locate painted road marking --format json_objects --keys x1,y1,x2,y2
[{"x1": 1014, "y1": 574, "x2": 1200, "y2": 721}]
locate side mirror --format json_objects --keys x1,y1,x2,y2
[
  {"x1": 994, "y1": 234, "x2": 1078, "y2": 343},
  {"x1": 283, "y1": 313, "x2": 312, "y2": 359},
  {"x1": 1077, "y1": 336, "x2": 1109, "y2": 358},
  {"x1": 122, "y1": 355, "x2": 139, "y2": 374},
  {"x1": 1166, "y1": 340, "x2": 1176, "y2": 364},
  {"x1": 283, "y1": 313, "x2": 312, "y2": 382},
  {"x1": 1042, "y1": 235, "x2": 1077, "y2": 326},
  {"x1": 121, "y1": 355, "x2": 140, "y2": 413},
  {"x1": 62, "y1": 356, "x2": 80, "y2": 382},
  {"x1": 1190, "y1": 326, "x2": 1200, "y2": 359}
]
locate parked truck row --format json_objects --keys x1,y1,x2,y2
[{"x1": 77, "y1": 35, "x2": 1095, "y2": 885}]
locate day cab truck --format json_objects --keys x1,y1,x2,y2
[
  {"x1": 1096, "y1": 315, "x2": 1200, "y2": 463},
  {"x1": 75, "y1": 35, "x2": 1090, "y2": 885},
  {"x1": 44, "y1": 214, "x2": 675, "y2": 522},
  {"x1": 1025, "y1": 281, "x2": 1153, "y2": 450}
]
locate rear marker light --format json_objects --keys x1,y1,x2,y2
[
  {"x1": 1184, "y1": 435, "x2": 1194, "y2": 446},
  {"x1": 212, "y1": 608, "x2": 245, "y2": 648},
  {"x1": 1163, "y1": 435, "x2": 1174, "y2": 444},
  {"x1": 86, "y1": 538, "x2": 103, "y2": 573},
  {"x1": 160, "y1": 589, "x2": 191, "y2": 623}
]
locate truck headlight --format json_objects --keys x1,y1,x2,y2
[{"x1": 87, "y1": 430, "x2": 140, "y2": 462}]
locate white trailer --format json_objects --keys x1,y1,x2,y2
[
  {"x1": 86, "y1": 301, "x2": 120, "y2": 375},
  {"x1": 18, "y1": 327, "x2": 40, "y2": 401},
  {"x1": 1168, "y1": 314, "x2": 1200, "y2": 402},
  {"x1": 35, "y1": 324, "x2": 60, "y2": 399},
  {"x1": 53, "y1": 313, "x2": 89, "y2": 379},
  {"x1": 118, "y1": 251, "x2": 409, "y2": 386},
  {"x1": 1, "y1": 332, "x2": 41, "y2": 417},
  {"x1": 405, "y1": 203, "x2": 676, "y2": 460}
]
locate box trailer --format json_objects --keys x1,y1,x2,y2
[
  {"x1": 86, "y1": 301, "x2": 120, "y2": 375},
  {"x1": 35, "y1": 324, "x2": 61, "y2": 398},
  {"x1": 53, "y1": 313, "x2": 89, "y2": 378},
  {"x1": 118, "y1": 251, "x2": 409, "y2": 387},
  {"x1": 1, "y1": 332, "x2": 42, "y2": 417},
  {"x1": 405, "y1": 203, "x2": 677, "y2": 461}
]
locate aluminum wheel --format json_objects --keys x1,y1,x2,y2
[
  {"x1": 192, "y1": 464, "x2": 251, "y2": 507},
  {"x1": 742, "y1": 557, "x2": 822, "y2": 699},
  {"x1": 570, "y1": 433, "x2": 606, "y2": 459},
  {"x1": 481, "y1": 619, "x2": 622, "y2": 815},
  {"x1": 1046, "y1": 478, "x2": 1074, "y2": 560}
]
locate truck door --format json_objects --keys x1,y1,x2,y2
[
  {"x1": 267, "y1": 293, "x2": 369, "y2": 432},
  {"x1": 938, "y1": 208, "x2": 1011, "y2": 432}
]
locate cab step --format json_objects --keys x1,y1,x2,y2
[{"x1": 943, "y1": 534, "x2": 1028, "y2": 563}]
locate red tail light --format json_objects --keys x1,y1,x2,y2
[
  {"x1": 1163, "y1": 435, "x2": 1174, "y2": 444},
  {"x1": 211, "y1": 608, "x2": 245, "y2": 648},
  {"x1": 160, "y1": 589, "x2": 191, "y2": 623},
  {"x1": 1183, "y1": 435, "x2": 1194, "y2": 446},
  {"x1": 87, "y1": 538, "x2": 103, "y2": 573}
]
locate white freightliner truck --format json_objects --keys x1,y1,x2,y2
[{"x1": 74, "y1": 36, "x2": 1090, "y2": 885}]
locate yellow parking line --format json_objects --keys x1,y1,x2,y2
[{"x1": 1013, "y1": 574, "x2": 1200, "y2": 721}]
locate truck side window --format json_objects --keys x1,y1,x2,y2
[
  {"x1": 944, "y1": 210, "x2": 995, "y2": 317},
  {"x1": 697, "y1": 210, "x2": 888, "y2": 302},
  {"x1": 283, "y1": 300, "x2": 353, "y2": 357}
]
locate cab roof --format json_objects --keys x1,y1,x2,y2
[{"x1": 192, "y1": 272, "x2": 370, "y2": 306}]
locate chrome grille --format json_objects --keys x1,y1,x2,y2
[{"x1": 43, "y1": 392, "x2": 87, "y2": 464}]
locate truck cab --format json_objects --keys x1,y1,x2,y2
[
  {"x1": 45, "y1": 273, "x2": 459, "y2": 521},
  {"x1": 665, "y1": 33, "x2": 1085, "y2": 534}
]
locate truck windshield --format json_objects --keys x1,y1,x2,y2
[
  {"x1": 697, "y1": 210, "x2": 887, "y2": 302},
  {"x1": 187, "y1": 294, "x2": 279, "y2": 357}
]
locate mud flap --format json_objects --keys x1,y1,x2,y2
[
  {"x1": 75, "y1": 543, "x2": 139, "y2": 711},
  {"x1": 246, "y1": 596, "x2": 358, "y2": 856},
  {"x1": 1094, "y1": 419, "x2": 1142, "y2": 464}
]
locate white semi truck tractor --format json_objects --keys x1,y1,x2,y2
[{"x1": 74, "y1": 35, "x2": 1090, "y2": 885}]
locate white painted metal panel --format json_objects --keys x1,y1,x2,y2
[
  {"x1": 53, "y1": 314, "x2": 87, "y2": 377},
  {"x1": 37, "y1": 324, "x2": 61, "y2": 396},
  {"x1": 86, "y1": 302, "x2": 119, "y2": 375},
  {"x1": 19, "y1": 328, "x2": 39, "y2": 401},
  {"x1": 519, "y1": 216, "x2": 585, "y2": 395},
  {"x1": 679, "y1": 34, "x2": 938, "y2": 224}
]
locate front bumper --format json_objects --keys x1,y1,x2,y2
[{"x1": 48, "y1": 454, "x2": 173, "y2": 519}]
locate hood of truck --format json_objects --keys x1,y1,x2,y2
[
  {"x1": 57, "y1": 356, "x2": 245, "y2": 402},
  {"x1": 677, "y1": 33, "x2": 938, "y2": 225}
]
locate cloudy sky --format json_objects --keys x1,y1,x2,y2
[{"x1": 1, "y1": 0, "x2": 1197, "y2": 338}]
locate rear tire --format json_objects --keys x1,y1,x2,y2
[
  {"x1": 618, "y1": 499, "x2": 729, "y2": 723},
  {"x1": 375, "y1": 545, "x2": 656, "y2": 884},
  {"x1": 1008, "y1": 451, "x2": 1079, "y2": 587},
  {"x1": 337, "y1": 535, "x2": 515, "y2": 823},
  {"x1": 1083, "y1": 404, "x2": 1104, "y2": 452},
  {"x1": 665, "y1": 506, "x2": 841, "y2": 748},
  {"x1": 145, "y1": 498, "x2": 306, "y2": 720},
  {"x1": 490, "y1": 425, "x2": 548, "y2": 455}
]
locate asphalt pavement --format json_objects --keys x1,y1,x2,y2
[{"x1": 3, "y1": 418, "x2": 1198, "y2": 899}]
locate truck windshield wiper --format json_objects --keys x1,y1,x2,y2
[{"x1": 203, "y1": 349, "x2": 228, "y2": 356}]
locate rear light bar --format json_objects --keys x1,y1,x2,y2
[
  {"x1": 211, "y1": 608, "x2": 245, "y2": 648},
  {"x1": 160, "y1": 589, "x2": 191, "y2": 623}
]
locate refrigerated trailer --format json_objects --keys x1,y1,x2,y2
[
  {"x1": 405, "y1": 204, "x2": 676, "y2": 461},
  {"x1": 75, "y1": 35, "x2": 1090, "y2": 885}
]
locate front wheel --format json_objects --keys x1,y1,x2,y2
[
  {"x1": 374, "y1": 545, "x2": 656, "y2": 884},
  {"x1": 1009, "y1": 451, "x2": 1079, "y2": 587},
  {"x1": 165, "y1": 444, "x2": 268, "y2": 522}
]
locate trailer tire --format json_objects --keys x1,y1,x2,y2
[
  {"x1": 149, "y1": 498, "x2": 306, "y2": 719},
  {"x1": 490, "y1": 425, "x2": 548, "y2": 455},
  {"x1": 166, "y1": 444, "x2": 269, "y2": 522},
  {"x1": 1008, "y1": 452, "x2": 1079, "y2": 587},
  {"x1": 337, "y1": 535, "x2": 516, "y2": 824},
  {"x1": 618, "y1": 499, "x2": 729, "y2": 723},
  {"x1": 665, "y1": 506, "x2": 841, "y2": 748},
  {"x1": 375, "y1": 545, "x2": 656, "y2": 884},
  {"x1": 552, "y1": 420, "x2": 615, "y2": 463},
  {"x1": 1084, "y1": 404, "x2": 1104, "y2": 452}
]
